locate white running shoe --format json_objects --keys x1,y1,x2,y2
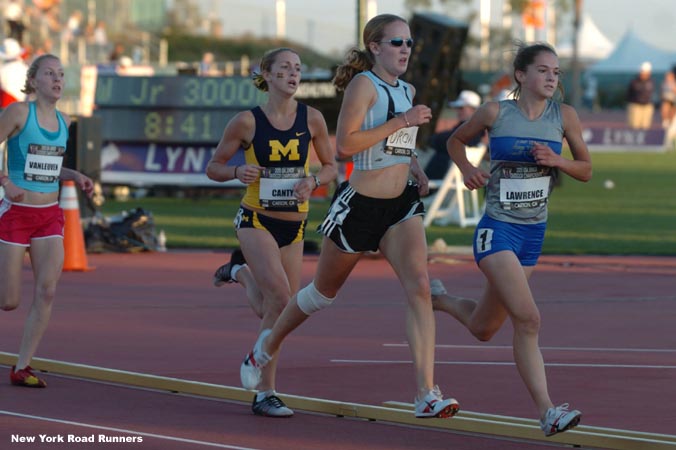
[
  {"x1": 240, "y1": 329, "x2": 272, "y2": 390},
  {"x1": 540, "y1": 403, "x2": 582, "y2": 436},
  {"x1": 430, "y1": 279, "x2": 447, "y2": 296},
  {"x1": 414, "y1": 386, "x2": 460, "y2": 418}
]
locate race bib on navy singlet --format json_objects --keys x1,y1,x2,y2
[
  {"x1": 259, "y1": 166, "x2": 305, "y2": 210},
  {"x1": 24, "y1": 144, "x2": 65, "y2": 183}
]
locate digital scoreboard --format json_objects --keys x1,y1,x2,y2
[
  {"x1": 94, "y1": 75, "x2": 267, "y2": 144},
  {"x1": 93, "y1": 74, "x2": 339, "y2": 187}
]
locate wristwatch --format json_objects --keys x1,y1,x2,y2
[{"x1": 312, "y1": 174, "x2": 321, "y2": 190}]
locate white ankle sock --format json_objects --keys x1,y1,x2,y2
[
  {"x1": 256, "y1": 389, "x2": 274, "y2": 402},
  {"x1": 231, "y1": 263, "x2": 246, "y2": 280}
]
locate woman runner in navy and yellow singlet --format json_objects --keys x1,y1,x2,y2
[{"x1": 206, "y1": 47, "x2": 336, "y2": 418}]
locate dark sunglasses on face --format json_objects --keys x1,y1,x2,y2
[{"x1": 381, "y1": 38, "x2": 414, "y2": 48}]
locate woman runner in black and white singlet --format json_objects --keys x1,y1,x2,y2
[
  {"x1": 238, "y1": 14, "x2": 459, "y2": 419},
  {"x1": 206, "y1": 47, "x2": 337, "y2": 417},
  {"x1": 431, "y1": 42, "x2": 592, "y2": 436}
]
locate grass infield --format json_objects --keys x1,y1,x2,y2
[{"x1": 99, "y1": 151, "x2": 676, "y2": 256}]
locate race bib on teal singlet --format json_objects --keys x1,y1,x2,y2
[{"x1": 24, "y1": 144, "x2": 65, "y2": 183}]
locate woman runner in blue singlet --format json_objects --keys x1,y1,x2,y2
[
  {"x1": 0, "y1": 54, "x2": 94, "y2": 388},
  {"x1": 431, "y1": 42, "x2": 592, "y2": 436}
]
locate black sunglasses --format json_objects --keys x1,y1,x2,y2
[{"x1": 381, "y1": 38, "x2": 414, "y2": 48}]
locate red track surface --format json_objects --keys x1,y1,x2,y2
[{"x1": 2, "y1": 250, "x2": 675, "y2": 449}]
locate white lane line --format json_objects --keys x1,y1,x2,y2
[
  {"x1": 0, "y1": 410, "x2": 260, "y2": 450},
  {"x1": 384, "y1": 344, "x2": 676, "y2": 353},
  {"x1": 330, "y1": 360, "x2": 676, "y2": 369}
]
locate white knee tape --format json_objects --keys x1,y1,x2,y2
[{"x1": 296, "y1": 282, "x2": 334, "y2": 315}]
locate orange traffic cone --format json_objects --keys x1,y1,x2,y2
[{"x1": 60, "y1": 180, "x2": 94, "y2": 271}]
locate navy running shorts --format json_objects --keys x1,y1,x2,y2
[
  {"x1": 473, "y1": 215, "x2": 547, "y2": 267},
  {"x1": 234, "y1": 206, "x2": 306, "y2": 248}
]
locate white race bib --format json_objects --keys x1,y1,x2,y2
[
  {"x1": 24, "y1": 144, "x2": 64, "y2": 183},
  {"x1": 499, "y1": 176, "x2": 551, "y2": 208},
  {"x1": 384, "y1": 125, "x2": 418, "y2": 157},
  {"x1": 259, "y1": 166, "x2": 305, "y2": 209}
]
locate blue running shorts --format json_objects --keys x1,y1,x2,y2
[{"x1": 473, "y1": 215, "x2": 547, "y2": 267}]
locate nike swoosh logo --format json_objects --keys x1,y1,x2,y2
[{"x1": 295, "y1": 132, "x2": 306, "y2": 137}]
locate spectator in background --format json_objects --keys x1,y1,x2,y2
[
  {"x1": 92, "y1": 21, "x2": 108, "y2": 63},
  {"x1": 199, "y1": 51, "x2": 220, "y2": 76},
  {"x1": 4, "y1": 0, "x2": 26, "y2": 44},
  {"x1": 582, "y1": 72, "x2": 599, "y2": 112},
  {"x1": 424, "y1": 90, "x2": 484, "y2": 181},
  {"x1": 0, "y1": 38, "x2": 29, "y2": 107},
  {"x1": 109, "y1": 43, "x2": 125, "y2": 64},
  {"x1": 63, "y1": 10, "x2": 83, "y2": 63},
  {"x1": 28, "y1": 3, "x2": 61, "y2": 54},
  {"x1": 44, "y1": 6, "x2": 62, "y2": 46},
  {"x1": 659, "y1": 69, "x2": 676, "y2": 129},
  {"x1": 626, "y1": 61, "x2": 655, "y2": 130}
]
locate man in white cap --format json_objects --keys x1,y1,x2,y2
[
  {"x1": 424, "y1": 90, "x2": 484, "y2": 180},
  {"x1": 626, "y1": 61, "x2": 655, "y2": 129}
]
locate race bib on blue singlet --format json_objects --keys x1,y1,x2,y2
[
  {"x1": 24, "y1": 144, "x2": 65, "y2": 183},
  {"x1": 384, "y1": 125, "x2": 418, "y2": 157},
  {"x1": 499, "y1": 165, "x2": 550, "y2": 210}
]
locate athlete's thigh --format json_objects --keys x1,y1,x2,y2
[
  {"x1": 28, "y1": 237, "x2": 64, "y2": 287},
  {"x1": 313, "y1": 237, "x2": 362, "y2": 297},
  {"x1": 478, "y1": 251, "x2": 538, "y2": 321},
  {"x1": 468, "y1": 280, "x2": 509, "y2": 332},
  {"x1": 379, "y1": 216, "x2": 428, "y2": 288},
  {"x1": 237, "y1": 228, "x2": 291, "y2": 295},
  {"x1": 0, "y1": 243, "x2": 28, "y2": 303},
  {"x1": 279, "y1": 240, "x2": 304, "y2": 294}
]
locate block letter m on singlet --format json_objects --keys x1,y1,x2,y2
[{"x1": 269, "y1": 139, "x2": 301, "y2": 161}]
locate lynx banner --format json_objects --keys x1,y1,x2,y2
[
  {"x1": 100, "y1": 142, "x2": 244, "y2": 187},
  {"x1": 582, "y1": 126, "x2": 667, "y2": 152}
]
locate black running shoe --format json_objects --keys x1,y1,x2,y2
[
  {"x1": 213, "y1": 249, "x2": 246, "y2": 287},
  {"x1": 251, "y1": 394, "x2": 293, "y2": 417}
]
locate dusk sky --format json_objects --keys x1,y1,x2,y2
[{"x1": 196, "y1": 0, "x2": 676, "y2": 56}]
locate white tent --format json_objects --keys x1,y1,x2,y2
[
  {"x1": 558, "y1": 14, "x2": 614, "y2": 62},
  {"x1": 589, "y1": 29, "x2": 676, "y2": 74}
]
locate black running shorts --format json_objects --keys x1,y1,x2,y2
[{"x1": 317, "y1": 181, "x2": 424, "y2": 253}]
